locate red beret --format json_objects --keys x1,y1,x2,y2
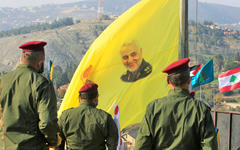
[
  {"x1": 19, "y1": 41, "x2": 47, "y2": 52},
  {"x1": 79, "y1": 83, "x2": 98, "y2": 93},
  {"x1": 162, "y1": 58, "x2": 190, "y2": 75}
]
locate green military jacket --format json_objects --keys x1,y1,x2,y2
[
  {"x1": 135, "y1": 88, "x2": 218, "y2": 150},
  {"x1": 0, "y1": 64, "x2": 58, "y2": 150},
  {"x1": 56, "y1": 101, "x2": 118, "y2": 150}
]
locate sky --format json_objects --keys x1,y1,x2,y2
[
  {"x1": 199, "y1": 0, "x2": 240, "y2": 7},
  {"x1": 0, "y1": 0, "x2": 240, "y2": 8},
  {"x1": 0, "y1": 0, "x2": 82, "y2": 8}
]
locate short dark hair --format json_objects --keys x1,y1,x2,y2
[
  {"x1": 22, "y1": 51, "x2": 45, "y2": 64},
  {"x1": 168, "y1": 70, "x2": 190, "y2": 87},
  {"x1": 79, "y1": 91, "x2": 98, "y2": 100}
]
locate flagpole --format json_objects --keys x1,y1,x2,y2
[
  {"x1": 212, "y1": 87, "x2": 215, "y2": 109},
  {"x1": 200, "y1": 86, "x2": 202, "y2": 101},
  {"x1": 179, "y1": 0, "x2": 189, "y2": 59}
]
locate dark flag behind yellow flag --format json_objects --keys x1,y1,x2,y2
[{"x1": 59, "y1": 0, "x2": 180, "y2": 129}]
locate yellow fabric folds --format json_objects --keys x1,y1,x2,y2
[{"x1": 59, "y1": 0, "x2": 180, "y2": 129}]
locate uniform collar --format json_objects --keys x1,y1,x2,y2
[
  {"x1": 168, "y1": 88, "x2": 190, "y2": 98},
  {"x1": 80, "y1": 101, "x2": 97, "y2": 108},
  {"x1": 17, "y1": 64, "x2": 36, "y2": 71}
]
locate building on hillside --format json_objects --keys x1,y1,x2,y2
[
  {"x1": 121, "y1": 123, "x2": 140, "y2": 150},
  {"x1": 57, "y1": 84, "x2": 69, "y2": 98}
]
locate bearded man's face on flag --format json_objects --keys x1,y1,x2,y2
[{"x1": 120, "y1": 42, "x2": 143, "y2": 73}]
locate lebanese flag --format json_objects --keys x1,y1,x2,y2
[
  {"x1": 218, "y1": 67, "x2": 240, "y2": 93},
  {"x1": 190, "y1": 64, "x2": 201, "y2": 77}
]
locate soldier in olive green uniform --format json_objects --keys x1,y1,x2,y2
[
  {"x1": 135, "y1": 58, "x2": 218, "y2": 150},
  {"x1": 56, "y1": 83, "x2": 118, "y2": 150},
  {"x1": 0, "y1": 41, "x2": 58, "y2": 150}
]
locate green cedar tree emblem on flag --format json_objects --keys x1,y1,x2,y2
[
  {"x1": 199, "y1": 72, "x2": 207, "y2": 83},
  {"x1": 230, "y1": 75, "x2": 237, "y2": 83}
]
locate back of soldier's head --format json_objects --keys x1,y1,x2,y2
[
  {"x1": 162, "y1": 58, "x2": 190, "y2": 87},
  {"x1": 19, "y1": 41, "x2": 47, "y2": 65},
  {"x1": 79, "y1": 83, "x2": 99, "y2": 101},
  {"x1": 168, "y1": 70, "x2": 190, "y2": 87},
  {"x1": 22, "y1": 51, "x2": 45, "y2": 65}
]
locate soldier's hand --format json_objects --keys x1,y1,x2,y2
[
  {"x1": 57, "y1": 133, "x2": 62, "y2": 146},
  {"x1": 47, "y1": 133, "x2": 62, "y2": 148}
]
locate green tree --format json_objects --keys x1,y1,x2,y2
[
  {"x1": 224, "y1": 61, "x2": 239, "y2": 71},
  {"x1": 214, "y1": 54, "x2": 224, "y2": 72},
  {"x1": 100, "y1": 15, "x2": 111, "y2": 20},
  {"x1": 234, "y1": 52, "x2": 240, "y2": 61},
  {"x1": 203, "y1": 21, "x2": 213, "y2": 25}
]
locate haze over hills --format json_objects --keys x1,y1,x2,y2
[
  {"x1": 189, "y1": 0, "x2": 240, "y2": 30},
  {"x1": 0, "y1": 0, "x2": 240, "y2": 31},
  {"x1": 0, "y1": 20, "x2": 110, "y2": 74},
  {"x1": 0, "y1": 0, "x2": 139, "y2": 31}
]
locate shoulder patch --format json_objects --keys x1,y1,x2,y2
[{"x1": 144, "y1": 66, "x2": 152, "y2": 73}]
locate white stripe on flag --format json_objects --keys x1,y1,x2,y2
[{"x1": 218, "y1": 72, "x2": 240, "y2": 88}]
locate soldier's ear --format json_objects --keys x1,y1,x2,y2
[
  {"x1": 20, "y1": 55, "x2": 23, "y2": 63},
  {"x1": 166, "y1": 76, "x2": 169, "y2": 84},
  {"x1": 35, "y1": 60, "x2": 44, "y2": 71},
  {"x1": 38, "y1": 60, "x2": 44, "y2": 67}
]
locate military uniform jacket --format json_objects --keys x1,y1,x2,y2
[
  {"x1": 56, "y1": 101, "x2": 118, "y2": 150},
  {"x1": 0, "y1": 64, "x2": 58, "y2": 150},
  {"x1": 135, "y1": 88, "x2": 218, "y2": 150},
  {"x1": 121, "y1": 59, "x2": 152, "y2": 82}
]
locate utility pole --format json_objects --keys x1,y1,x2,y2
[
  {"x1": 97, "y1": 0, "x2": 104, "y2": 19},
  {"x1": 179, "y1": 0, "x2": 188, "y2": 59}
]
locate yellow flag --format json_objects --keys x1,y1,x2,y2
[{"x1": 59, "y1": 0, "x2": 180, "y2": 129}]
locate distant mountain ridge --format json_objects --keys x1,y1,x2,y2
[
  {"x1": 0, "y1": 0, "x2": 139, "y2": 31},
  {"x1": 0, "y1": 0, "x2": 240, "y2": 31},
  {"x1": 0, "y1": 20, "x2": 111, "y2": 73},
  {"x1": 189, "y1": 0, "x2": 240, "y2": 24}
]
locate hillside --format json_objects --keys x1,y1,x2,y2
[
  {"x1": 189, "y1": 0, "x2": 240, "y2": 24},
  {"x1": 1, "y1": 0, "x2": 240, "y2": 31},
  {"x1": 0, "y1": 20, "x2": 110, "y2": 76},
  {"x1": 0, "y1": 0, "x2": 139, "y2": 31},
  {"x1": 189, "y1": 21, "x2": 240, "y2": 64}
]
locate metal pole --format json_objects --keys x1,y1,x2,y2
[
  {"x1": 228, "y1": 113, "x2": 232, "y2": 150},
  {"x1": 200, "y1": 86, "x2": 202, "y2": 101},
  {"x1": 179, "y1": 0, "x2": 189, "y2": 59},
  {"x1": 195, "y1": 0, "x2": 199, "y2": 63}
]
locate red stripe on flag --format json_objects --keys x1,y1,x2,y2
[
  {"x1": 218, "y1": 67, "x2": 240, "y2": 78},
  {"x1": 114, "y1": 105, "x2": 119, "y2": 115},
  {"x1": 192, "y1": 65, "x2": 201, "y2": 76},
  {"x1": 219, "y1": 82, "x2": 240, "y2": 93}
]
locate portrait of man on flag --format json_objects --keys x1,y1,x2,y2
[
  {"x1": 120, "y1": 41, "x2": 152, "y2": 82},
  {"x1": 60, "y1": 0, "x2": 180, "y2": 128}
]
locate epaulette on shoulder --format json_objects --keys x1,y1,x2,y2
[{"x1": 144, "y1": 66, "x2": 152, "y2": 73}]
